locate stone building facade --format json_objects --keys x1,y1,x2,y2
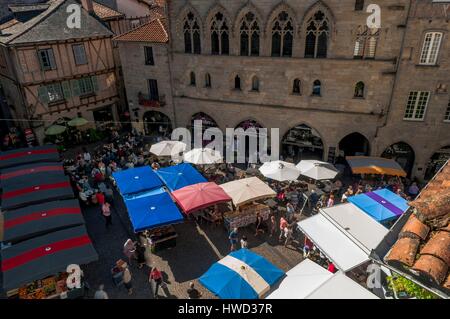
[{"x1": 119, "y1": 0, "x2": 449, "y2": 180}]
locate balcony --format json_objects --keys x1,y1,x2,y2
[{"x1": 138, "y1": 92, "x2": 166, "y2": 107}]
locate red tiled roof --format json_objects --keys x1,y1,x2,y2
[
  {"x1": 421, "y1": 231, "x2": 450, "y2": 266},
  {"x1": 400, "y1": 214, "x2": 430, "y2": 240},
  {"x1": 113, "y1": 18, "x2": 168, "y2": 43},
  {"x1": 412, "y1": 255, "x2": 448, "y2": 285},
  {"x1": 93, "y1": 1, "x2": 124, "y2": 20},
  {"x1": 386, "y1": 237, "x2": 420, "y2": 267},
  {"x1": 385, "y1": 160, "x2": 450, "y2": 292}
]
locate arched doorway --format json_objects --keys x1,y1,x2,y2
[
  {"x1": 190, "y1": 112, "x2": 219, "y2": 147},
  {"x1": 381, "y1": 142, "x2": 415, "y2": 177},
  {"x1": 281, "y1": 124, "x2": 324, "y2": 162},
  {"x1": 143, "y1": 111, "x2": 172, "y2": 137},
  {"x1": 338, "y1": 132, "x2": 370, "y2": 161},
  {"x1": 234, "y1": 120, "x2": 263, "y2": 164},
  {"x1": 424, "y1": 146, "x2": 450, "y2": 180}
]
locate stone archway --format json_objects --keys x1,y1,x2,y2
[
  {"x1": 381, "y1": 142, "x2": 415, "y2": 177},
  {"x1": 142, "y1": 111, "x2": 172, "y2": 137},
  {"x1": 338, "y1": 132, "x2": 370, "y2": 160},
  {"x1": 190, "y1": 112, "x2": 219, "y2": 147},
  {"x1": 424, "y1": 145, "x2": 450, "y2": 180},
  {"x1": 281, "y1": 124, "x2": 324, "y2": 162}
]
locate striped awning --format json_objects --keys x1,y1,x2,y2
[
  {"x1": 2, "y1": 199, "x2": 84, "y2": 243},
  {"x1": 346, "y1": 156, "x2": 407, "y2": 177},
  {"x1": 1, "y1": 174, "x2": 74, "y2": 210},
  {"x1": 0, "y1": 162, "x2": 65, "y2": 189},
  {"x1": 0, "y1": 145, "x2": 59, "y2": 169},
  {"x1": 199, "y1": 249, "x2": 285, "y2": 299},
  {"x1": 1, "y1": 225, "x2": 98, "y2": 291}
]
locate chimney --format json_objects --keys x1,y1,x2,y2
[{"x1": 80, "y1": 0, "x2": 94, "y2": 14}]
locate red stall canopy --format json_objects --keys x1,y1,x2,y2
[{"x1": 171, "y1": 182, "x2": 231, "y2": 214}]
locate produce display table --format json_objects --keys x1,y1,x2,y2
[
  {"x1": 8, "y1": 273, "x2": 85, "y2": 299},
  {"x1": 145, "y1": 225, "x2": 178, "y2": 253},
  {"x1": 224, "y1": 203, "x2": 270, "y2": 230}
]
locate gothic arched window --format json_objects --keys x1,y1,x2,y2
[
  {"x1": 312, "y1": 80, "x2": 321, "y2": 96},
  {"x1": 190, "y1": 72, "x2": 196, "y2": 86},
  {"x1": 354, "y1": 81, "x2": 365, "y2": 98},
  {"x1": 271, "y1": 11, "x2": 294, "y2": 57},
  {"x1": 183, "y1": 12, "x2": 201, "y2": 54},
  {"x1": 293, "y1": 79, "x2": 301, "y2": 94},
  {"x1": 234, "y1": 75, "x2": 241, "y2": 90},
  {"x1": 205, "y1": 73, "x2": 211, "y2": 88},
  {"x1": 354, "y1": 25, "x2": 379, "y2": 59},
  {"x1": 304, "y1": 11, "x2": 329, "y2": 58},
  {"x1": 211, "y1": 12, "x2": 229, "y2": 55},
  {"x1": 240, "y1": 12, "x2": 260, "y2": 56},
  {"x1": 251, "y1": 76, "x2": 259, "y2": 91}
]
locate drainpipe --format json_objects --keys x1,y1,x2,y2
[
  {"x1": 165, "y1": 0, "x2": 177, "y2": 129},
  {"x1": 374, "y1": 0, "x2": 413, "y2": 140}
]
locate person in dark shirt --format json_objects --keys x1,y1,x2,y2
[{"x1": 187, "y1": 282, "x2": 202, "y2": 299}]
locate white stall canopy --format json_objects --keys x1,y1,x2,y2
[
  {"x1": 320, "y1": 203, "x2": 389, "y2": 254},
  {"x1": 267, "y1": 259, "x2": 333, "y2": 299},
  {"x1": 297, "y1": 214, "x2": 368, "y2": 272},
  {"x1": 267, "y1": 259, "x2": 379, "y2": 299}
]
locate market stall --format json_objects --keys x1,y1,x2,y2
[
  {"x1": 183, "y1": 148, "x2": 223, "y2": 165},
  {"x1": 223, "y1": 203, "x2": 271, "y2": 231},
  {"x1": 143, "y1": 225, "x2": 178, "y2": 253},
  {"x1": 199, "y1": 248, "x2": 285, "y2": 299},
  {"x1": 346, "y1": 156, "x2": 407, "y2": 177},
  {"x1": 124, "y1": 187, "x2": 184, "y2": 233},
  {"x1": 171, "y1": 182, "x2": 231, "y2": 215},
  {"x1": 0, "y1": 174, "x2": 74, "y2": 210},
  {"x1": 219, "y1": 177, "x2": 276, "y2": 230},
  {"x1": 1, "y1": 225, "x2": 98, "y2": 297},
  {"x1": 112, "y1": 165, "x2": 163, "y2": 196},
  {"x1": 267, "y1": 259, "x2": 377, "y2": 299},
  {"x1": 296, "y1": 160, "x2": 339, "y2": 181},
  {"x1": 155, "y1": 163, "x2": 207, "y2": 192},
  {"x1": 348, "y1": 188, "x2": 409, "y2": 225},
  {"x1": 0, "y1": 145, "x2": 59, "y2": 169},
  {"x1": 319, "y1": 203, "x2": 389, "y2": 255},
  {"x1": 258, "y1": 160, "x2": 300, "y2": 182},
  {"x1": 0, "y1": 162, "x2": 64, "y2": 189},
  {"x1": 149, "y1": 140, "x2": 186, "y2": 157},
  {"x1": 1, "y1": 199, "x2": 84, "y2": 243}
]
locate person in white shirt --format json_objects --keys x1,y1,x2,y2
[
  {"x1": 94, "y1": 284, "x2": 109, "y2": 299},
  {"x1": 240, "y1": 236, "x2": 248, "y2": 249},
  {"x1": 83, "y1": 148, "x2": 91, "y2": 163}
]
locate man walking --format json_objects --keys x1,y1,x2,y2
[{"x1": 102, "y1": 202, "x2": 112, "y2": 228}]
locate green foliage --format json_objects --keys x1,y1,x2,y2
[{"x1": 387, "y1": 275, "x2": 437, "y2": 299}]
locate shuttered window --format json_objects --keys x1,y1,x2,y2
[
  {"x1": 148, "y1": 79, "x2": 159, "y2": 100},
  {"x1": 38, "y1": 49, "x2": 56, "y2": 71},
  {"x1": 72, "y1": 44, "x2": 87, "y2": 65},
  {"x1": 71, "y1": 76, "x2": 99, "y2": 96}
]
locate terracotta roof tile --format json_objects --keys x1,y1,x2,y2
[
  {"x1": 400, "y1": 215, "x2": 430, "y2": 240},
  {"x1": 412, "y1": 255, "x2": 448, "y2": 284},
  {"x1": 440, "y1": 223, "x2": 450, "y2": 233},
  {"x1": 93, "y1": 1, "x2": 124, "y2": 20},
  {"x1": 386, "y1": 237, "x2": 420, "y2": 267},
  {"x1": 444, "y1": 274, "x2": 450, "y2": 290},
  {"x1": 420, "y1": 231, "x2": 450, "y2": 266},
  {"x1": 113, "y1": 18, "x2": 168, "y2": 43}
]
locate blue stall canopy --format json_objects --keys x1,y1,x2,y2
[
  {"x1": 113, "y1": 166, "x2": 163, "y2": 195},
  {"x1": 155, "y1": 163, "x2": 207, "y2": 192},
  {"x1": 199, "y1": 248, "x2": 285, "y2": 299},
  {"x1": 348, "y1": 188, "x2": 409, "y2": 224},
  {"x1": 124, "y1": 187, "x2": 184, "y2": 232}
]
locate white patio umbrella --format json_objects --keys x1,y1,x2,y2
[
  {"x1": 296, "y1": 160, "x2": 339, "y2": 181},
  {"x1": 219, "y1": 176, "x2": 276, "y2": 207},
  {"x1": 183, "y1": 148, "x2": 223, "y2": 164},
  {"x1": 150, "y1": 140, "x2": 186, "y2": 157},
  {"x1": 259, "y1": 160, "x2": 300, "y2": 182}
]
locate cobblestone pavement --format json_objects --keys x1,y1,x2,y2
[{"x1": 80, "y1": 185, "x2": 305, "y2": 299}]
